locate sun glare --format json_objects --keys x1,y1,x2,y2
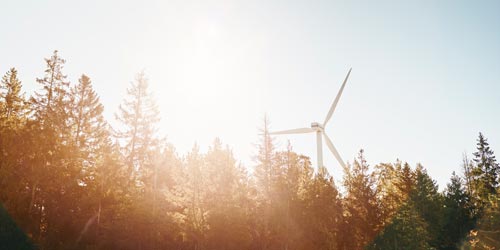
[{"x1": 1, "y1": 1, "x2": 500, "y2": 249}]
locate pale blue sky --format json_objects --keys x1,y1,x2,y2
[{"x1": 1, "y1": 0, "x2": 499, "y2": 188}]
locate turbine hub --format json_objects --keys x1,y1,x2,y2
[{"x1": 311, "y1": 122, "x2": 323, "y2": 131}]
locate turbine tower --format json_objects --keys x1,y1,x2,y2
[{"x1": 269, "y1": 68, "x2": 352, "y2": 170}]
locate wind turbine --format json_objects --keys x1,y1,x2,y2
[{"x1": 270, "y1": 68, "x2": 352, "y2": 170}]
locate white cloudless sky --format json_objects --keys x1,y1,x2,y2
[{"x1": 1, "y1": 0, "x2": 499, "y2": 188}]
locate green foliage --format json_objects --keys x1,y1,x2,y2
[
  {"x1": 471, "y1": 132, "x2": 499, "y2": 207},
  {"x1": 465, "y1": 194, "x2": 500, "y2": 250},
  {"x1": 0, "y1": 67, "x2": 27, "y2": 125},
  {"x1": 368, "y1": 202, "x2": 431, "y2": 250},
  {"x1": 301, "y1": 172, "x2": 342, "y2": 250},
  {"x1": 30, "y1": 50, "x2": 70, "y2": 130},
  {"x1": 441, "y1": 172, "x2": 475, "y2": 250},
  {"x1": 342, "y1": 150, "x2": 380, "y2": 250},
  {"x1": 410, "y1": 165, "x2": 443, "y2": 249}
]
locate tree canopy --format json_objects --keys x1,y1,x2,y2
[{"x1": 0, "y1": 51, "x2": 499, "y2": 250}]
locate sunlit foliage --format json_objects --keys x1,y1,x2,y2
[{"x1": 0, "y1": 51, "x2": 499, "y2": 250}]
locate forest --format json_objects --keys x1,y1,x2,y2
[{"x1": 0, "y1": 50, "x2": 499, "y2": 250}]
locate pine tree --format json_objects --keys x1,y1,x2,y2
[
  {"x1": 273, "y1": 143, "x2": 314, "y2": 250},
  {"x1": 373, "y1": 162, "x2": 400, "y2": 228},
  {"x1": 372, "y1": 160, "x2": 419, "y2": 243},
  {"x1": 254, "y1": 115, "x2": 277, "y2": 200},
  {"x1": 22, "y1": 50, "x2": 73, "y2": 246},
  {"x1": 367, "y1": 202, "x2": 431, "y2": 250},
  {"x1": 471, "y1": 132, "x2": 499, "y2": 205},
  {"x1": 204, "y1": 138, "x2": 252, "y2": 250},
  {"x1": 252, "y1": 115, "x2": 280, "y2": 250},
  {"x1": 70, "y1": 74, "x2": 107, "y2": 148},
  {"x1": 462, "y1": 153, "x2": 474, "y2": 195},
  {"x1": 68, "y1": 74, "x2": 111, "y2": 183},
  {"x1": 410, "y1": 164, "x2": 443, "y2": 249},
  {"x1": 0, "y1": 68, "x2": 27, "y2": 125},
  {"x1": 441, "y1": 172, "x2": 475, "y2": 250},
  {"x1": 466, "y1": 195, "x2": 500, "y2": 250},
  {"x1": 301, "y1": 171, "x2": 342, "y2": 250},
  {"x1": 397, "y1": 162, "x2": 415, "y2": 200},
  {"x1": 342, "y1": 149, "x2": 380, "y2": 250},
  {"x1": 115, "y1": 71, "x2": 161, "y2": 183},
  {"x1": 114, "y1": 71, "x2": 165, "y2": 249},
  {"x1": 183, "y1": 144, "x2": 208, "y2": 250},
  {"x1": 0, "y1": 68, "x2": 31, "y2": 242},
  {"x1": 0, "y1": 67, "x2": 28, "y2": 183},
  {"x1": 65, "y1": 74, "x2": 123, "y2": 248},
  {"x1": 30, "y1": 50, "x2": 70, "y2": 131}
]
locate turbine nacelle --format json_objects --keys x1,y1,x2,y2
[{"x1": 311, "y1": 122, "x2": 323, "y2": 131}]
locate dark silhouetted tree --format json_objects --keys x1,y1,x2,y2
[{"x1": 441, "y1": 172, "x2": 475, "y2": 250}]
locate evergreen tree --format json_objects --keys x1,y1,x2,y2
[
  {"x1": 70, "y1": 74, "x2": 107, "y2": 149},
  {"x1": 115, "y1": 71, "x2": 161, "y2": 184},
  {"x1": 410, "y1": 164, "x2": 443, "y2": 249},
  {"x1": 397, "y1": 162, "x2": 415, "y2": 200},
  {"x1": 462, "y1": 153, "x2": 474, "y2": 196},
  {"x1": 471, "y1": 132, "x2": 499, "y2": 206},
  {"x1": 254, "y1": 115, "x2": 277, "y2": 200},
  {"x1": 65, "y1": 74, "x2": 125, "y2": 249},
  {"x1": 68, "y1": 74, "x2": 111, "y2": 187},
  {"x1": 441, "y1": 172, "x2": 475, "y2": 250},
  {"x1": 367, "y1": 202, "x2": 431, "y2": 250},
  {"x1": 466, "y1": 194, "x2": 500, "y2": 250},
  {"x1": 152, "y1": 144, "x2": 185, "y2": 250},
  {"x1": 4, "y1": 51, "x2": 499, "y2": 250},
  {"x1": 373, "y1": 162, "x2": 400, "y2": 229},
  {"x1": 183, "y1": 144, "x2": 208, "y2": 250},
  {"x1": 272, "y1": 143, "x2": 314, "y2": 250},
  {"x1": 0, "y1": 68, "x2": 31, "y2": 244},
  {"x1": 301, "y1": 170, "x2": 342, "y2": 250},
  {"x1": 114, "y1": 71, "x2": 167, "y2": 250},
  {"x1": 252, "y1": 115, "x2": 280, "y2": 250},
  {"x1": 204, "y1": 138, "x2": 252, "y2": 250},
  {"x1": 30, "y1": 50, "x2": 71, "y2": 131},
  {"x1": 342, "y1": 149, "x2": 380, "y2": 250},
  {"x1": 22, "y1": 50, "x2": 73, "y2": 247},
  {"x1": 373, "y1": 160, "x2": 416, "y2": 230},
  {"x1": 0, "y1": 68, "x2": 27, "y2": 125}
]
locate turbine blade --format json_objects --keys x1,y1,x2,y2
[
  {"x1": 323, "y1": 68, "x2": 352, "y2": 126},
  {"x1": 269, "y1": 127, "x2": 314, "y2": 135},
  {"x1": 322, "y1": 132, "x2": 346, "y2": 168}
]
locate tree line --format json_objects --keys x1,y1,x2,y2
[{"x1": 0, "y1": 50, "x2": 499, "y2": 250}]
